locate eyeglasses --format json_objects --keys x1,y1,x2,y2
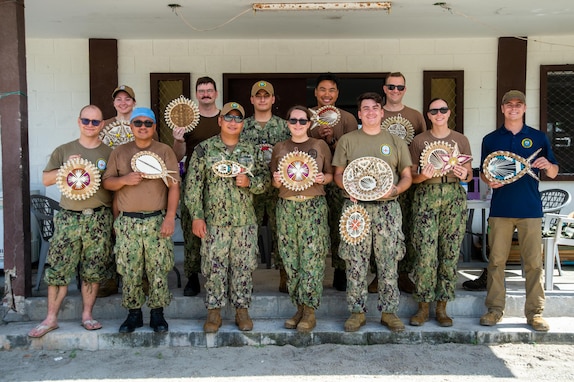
[
  {"x1": 132, "y1": 120, "x2": 154, "y2": 128},
  {"x1": 222, "y1": 114, "x2": 244, "y2": 123},
  {"x1": 288, "y1": 118, "x2": 309, "y2": 125},
  {"x1": 385, "y1": 84, "x2": 405, "y2": 91},
  {"x1": 80, "y1": 118, "x2": 102, "y2": 126},
  {"x1": 428, "y1": 107, "x2": 449, "y2": 115}
]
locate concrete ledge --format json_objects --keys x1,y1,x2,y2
[{"x1": 2, "y1": 317, "x2": 573, "y2": 351}]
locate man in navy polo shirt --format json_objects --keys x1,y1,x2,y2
[{"x1": 479, "y1": 90, "x2": 558, "y2": 332}]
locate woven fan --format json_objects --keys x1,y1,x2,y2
[
  {"x1": 342, "y1": 156, "x2": 394, "y2": 201},
  {"x1": 56, "y1": 158, "x2": 101, "y2": 201},
  {"x1": 277, "y1": 151, "x2": 319, "y2": 192},
  {"x1": 339, "y1": 203, "x2": 371, "y2": 245},
  {"x1": 381, "y1": 114, "x2": 415, "y2": 144},
  {"x1": 99, "y1": 120, "x2": 134, "y2": 148},
  {"x1": 483, "y1": 148, "x2": 541, "y2": 184},
  {"x1": 131, "y1": 151, "x2": 178, "y2": 186},
  {"x1": 310, "y1": 105, "x2": 341, "y2": 130},
  {"x1": 164, "y1": 96, "x2": 200, "y2": 133}
]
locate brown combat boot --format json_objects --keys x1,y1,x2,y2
[
  {"x1": 436, "y1": 301, "x2": 453, "y2": 327},
  {"x1": 409, "y1": 302, "x2": 430, "y2": 326},
  {"x1": 203, "y1": 308, "x2": 222, "y2": 333},
  {"x1": 285, "y1": 305, "x2": 304, "y2": 329},
  {"x1": 367, "y1": 275, "x2": 378, "y2": 294},
  {"x1": 381, "y1": 313, "x2": 405, "y2": 332},
  {"x1": 344, "y1": 313, "x2": 366, "y2": 332},
  {"x1": 279, "y1": 268, "x2": 288, "y2": 293},
  {"x1": 235, "y1": 308, "x2": 253, "y2": 331},
  {"x1": 398, "y1": 272, "x2": 415, "y2": 294},
  {"x1": 297, "y1": 305, "x2": 316, "y2": 333}
]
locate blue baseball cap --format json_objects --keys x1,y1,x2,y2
[{"x1": 130, "y1": 107, "x2": 156, "y2": 123}]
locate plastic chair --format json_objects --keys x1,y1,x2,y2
[
  {"x1": 543, "y1": 211, "x2": 574, "y2": 290},
  {"x1": 30, "y1": 195, "x2": 61, "y2": 290},
  {"x1": 541, "y1": 189, "x2": 571, "y2": 214}
]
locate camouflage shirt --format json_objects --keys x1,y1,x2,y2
[
  {"x1": 184, "y1": 135, "x2": 269, "y2": 227},
  {"x1": 240, "y1": 115, "x2": 290, "y2": 165}
]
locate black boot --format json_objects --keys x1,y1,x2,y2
[
  {"x1": 150, "y1": 307, "x2": 169, "y2": 333},
  {"x1": 184, "y1": 272, "x2": 201, "y2": 296},
  {"x1": 462, "y1": 268, "x2": 487, "y2": 291},
  {"x1": 333, "y1": 268, "x2": 347, "y2": 291},
  {"x1": 119, "y1": 309, "x2": 143, "y2": 333}
]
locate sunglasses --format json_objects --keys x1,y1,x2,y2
[
  {"x1": 428, "y1": 107, "x2": 449, "y2": 115},
  {"x1": 385, "y1": 84, "x2": 405, "y2": 91},
  {"x1": 288, "y1": 118, "x2": 309, "y2": 125},
  {"x1": 80, "y1": 118, "x2": 102, "y2": 127},
  {"x1": 222, "y1": 114, "x2": 244, "y2": 123},
  {"x1": 132, "y1": 120, "x2": 154, "y2": 128}
]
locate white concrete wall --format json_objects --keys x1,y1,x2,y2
[{"x1": 22, "y1": 36, "x2": 574, "y2": 207}]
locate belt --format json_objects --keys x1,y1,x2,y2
[
  {"x1": 122, "y1": 210, "x2": 164, "y2": 219},
  {"x1": 424, "y1": 176, "x2": 458, "y2": 184},
  {"x1": 65, "y1": 206, "x2": 108, "y2": 216},
  {"x1": 284, "y1": 195, "x2": 317, "y2": 202}
]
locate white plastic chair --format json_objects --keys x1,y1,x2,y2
[{"x1": 543, "y1": 211, "x2": 574, "y2": 291}]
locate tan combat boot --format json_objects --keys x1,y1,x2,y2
[
  {"x1": 235, "y1": 308, "x2": 253, "y2": 331},
  {"x1": 297, "y1": 305, "x2": 316, "y2": 333},
  {"x1": 409, "y1": 302, "x2": 430, "y2": 326},
  {"x1": 344, "y1": 313, "x2": 366, "y2": 332},
  {"x1": 436, "y1": 301, "x2": 453, "y2": 327},
  {"x1": 203, "y1": 308, "x2": 222, "y2": 333},
  {"x1": 279, "y1": 268, "x2": 288, "y2": 293},
  {"x1": 381, "y1": 313, "x2": 405, "y2": 333},
  {"x1": 285, "y1": 305, "x2": 304, "y2": 329}
]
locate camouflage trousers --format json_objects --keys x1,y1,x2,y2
[
  {"x1": 46, "y1": 208, "x2": 113, "y2": 286},
  {"x1": 201, "y1": 224, "x2": 258, "y2": 310},
  {"x1": 326, "y1": 183, "x2": 346, "y2": 270},
  {"x1": 412, "y1": 183, "x2": 466, "y2": 302},
  {"x1": 254, "y1": 191, "x2": 281, "y2": 268},
  {"x1": 181, "y1": 190, "x2": 202, "y2": 277},
  {"x1": 114, "y1": 213, "x2": 174, "y2": 309},
  {"x1": 276, "y1": 196, "x2": 329, "y2": 309},
  {"x1": 339, "y1": 199, "x2": 405, "y2": 313}
]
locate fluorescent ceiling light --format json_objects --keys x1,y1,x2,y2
[{"x1": 252, "y1": 2, "x2": 392, "y2": 12}]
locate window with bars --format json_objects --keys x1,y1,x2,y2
[
  {"x1": 423, "y1": 71, "x2": 464, "y2": 133},
  {"x1": 540, "y1": 65, "x2": 574, "y2": 181}
]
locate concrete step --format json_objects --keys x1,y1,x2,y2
[{"x1": 2, "y1": 317, "x2": 573, "y2": 351}]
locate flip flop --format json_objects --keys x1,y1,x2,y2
[
  {"x1": 82, "y1": 319, "x2": 103, "y2": 331},
  {"x1": 28, "y1": 324, "x2": 59, "y2": 338}
]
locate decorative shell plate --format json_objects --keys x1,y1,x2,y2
[
  {"x1": 310, "y1": 105, "x2": 341, "y2": 130},
  {"x1": 56, "y1": 158, "x2": 101, "y2": 201},
  {"x1": 164, "y1": 96, "x2": 200, "y2": 133},
  {"x1": 381, "y1": 114, "x2": 415, "y2": 144},
  {"x1": 131, "y1": 151, "x2": 178, "y2": 186},
  {"x1": 99, "y1": 120, "x2": 134, "y2": 148},
  {"x1": 419, "y1": 141, "x2": 455, "y2": 177},
  {"x1": 483, "y1": 148, "x2": 541, "y2": 184},
  {"x1": 212, "y1": 158, "x2": 253, "y2": 178},
  {"x1": 342, "y1": 156, "x2": 394, "y2": 201},
  {"x1": 339, "y1": 203, "x2": 371, "y2": 245},
  {"x1": 277, "y1": 151, "x2": 319, "y2": 192}
]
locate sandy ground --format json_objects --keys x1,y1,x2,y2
[{"x1": 1, "y1": 343, "x2": 574, "y2": 381}]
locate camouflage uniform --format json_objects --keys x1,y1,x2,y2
[
  {"x1": 114, "y1": 213, "x2": 174, "y2": 309},
  {"x1": 46, "y1": 208, "x2": 113, "y2": 286},
  {"x1": 276, "y1": 197, "x2": 329, "y2": 308},
  {"x1": 326, "y1": 183, "x2": 346, "y2": 269},
  {"x1": 411, "y1": 183, "x2": 466, "y2": 302},
  {"x1": 241, "y1": 115, "x2": 290, "y2": 267},
  {"x1": 185, "y1": 135, "x2": 269, "y2": 309},
  {"x1": 339, "y1": 199, "x2": 405, "y2": 313}
]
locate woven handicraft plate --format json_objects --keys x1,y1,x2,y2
[
  {"x1": 483, "y1": 148, "x2": 541, "y2": 184},
  {"x1": 131, "y1": 151, "x2": 178, "y2": 186},
  {"x1": 381, "y1": 114, "x2": 415, "y2": 144},
  {"x1": 342, "y1": 156, "x2": 394, "y2": 201},
  {"x1": 212, "y1": 157, "x2": 253, "y2": 178},
  {"x1": 310, "y1": 105, "x2": 341, "y2": 130},
  {"x1": 99, "y1": 120, "x2": 134, "y2": 148},
  {"x1": 56, "y1": 158, "x2": 101, "y2": 201},
  {"x1": 339, "y1": 203, "x2": 371, "y2": 245},
  {"x1": 277, "y1": 151, "x2": 319, "y2": 192},
  {"x1": 419, "y1": 141, "x2": 455, "y2": 177},
  {"x1": 164, "y1": 96, "x2": 200, "y2": 133}
]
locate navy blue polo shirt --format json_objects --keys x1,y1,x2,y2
[{"x1": 480, "y1": 124, "x2": 558, "y2": 219}]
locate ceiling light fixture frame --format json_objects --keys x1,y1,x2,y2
[{"x1": 252, "y1": 2, "x2": 392, "y2": 13}]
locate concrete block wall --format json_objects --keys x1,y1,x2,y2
[{"x1": 22, "y1": 35, "x2": 574, "y2": 201}]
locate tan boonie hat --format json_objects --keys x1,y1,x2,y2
[
  {"x1": 501, "y1": 90, "x2": 526, "y2": 105},
  {"x1": 251, "y1": 80, "x2": 274, "y2": 96},
  {"x1": 112, "y1": 85, "x2": 136, "y2": 100},
  {"x1": 221, "y1": 102, "x2": 245, "y2": 117}
]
